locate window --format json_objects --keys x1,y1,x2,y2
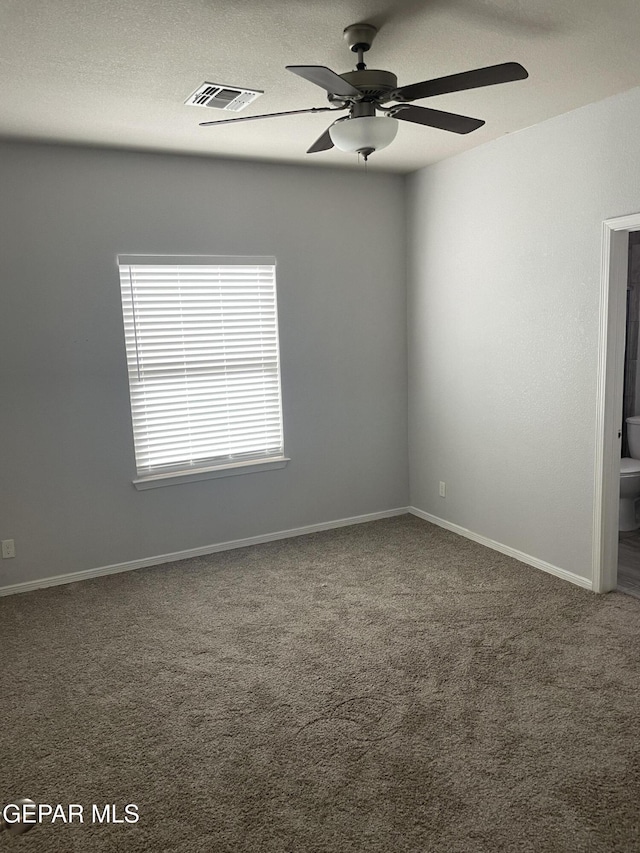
[{"x1": 118, "y1": 255, "x2": 287, "y2": 489}]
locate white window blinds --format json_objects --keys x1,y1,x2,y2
[{"x1": 118, "y1": 255, "x2": 284, "y2": 477}]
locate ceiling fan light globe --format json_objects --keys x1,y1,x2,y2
[{"x1": 329, "y1": 116, "x2": 398, "y2": 155}]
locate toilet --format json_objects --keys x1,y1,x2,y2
[{"x1": 620, "y1": 415, "x2": 640, "y2": 531}]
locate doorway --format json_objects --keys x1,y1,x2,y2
[
  {"x1": 594, "y1": 214, "x2": 640, "y2": 594},
  {"x1": 617, "y1": 232, "x2": 640, "y2": 598}
]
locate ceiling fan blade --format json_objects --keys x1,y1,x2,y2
[
  {"x1": 286, "y1": 65, "x2": 360, "y2": 97},
  {"x1": 390, "y1": 62, "x2": 528, "y2": 102},
  {"x1": 306, "y1": 124, "x2": 336, "y2": 154},
  {"x1": 200, "y1": 106, "x2": 339, "y2": 127},
  {"x1": 393, "y1": 105, "x2": 485, "y2": 134}
]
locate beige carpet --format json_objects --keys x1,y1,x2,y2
[{"x1": 1, "y1": 515, "x2": 639, "y2": 852}]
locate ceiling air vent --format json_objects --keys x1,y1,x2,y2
[{"x1": 185, "y1": 82, "x2": 263, "y2": 112}]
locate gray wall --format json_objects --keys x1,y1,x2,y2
[
  {"x1": 0, "y1": 142, "x2": 408, "y2": 587},
  {"x1": 407, "y1": 85, "x2": 640, "y2": 584}
]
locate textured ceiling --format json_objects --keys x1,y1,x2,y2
[{"x1": 2, "y1": 0, "x2": 640, "y2": 173}]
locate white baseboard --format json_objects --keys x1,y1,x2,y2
[
  {"x1": 408, "y1": 506, "x2": 593, "y2": 591},
  {"x1": 0, "y1": 506, "x2": 593, "y2": 598},
  {"x1": 0, "y1": 507, "x2": 410, "y2": 598}
]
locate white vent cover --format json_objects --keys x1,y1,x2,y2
[{"x1": 185, "y1": 82, "x2": 263, "y2": 112}]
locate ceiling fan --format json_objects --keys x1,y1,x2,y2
[{"x1": 200, "y1": 23, "x2": 528, "y2": 161}]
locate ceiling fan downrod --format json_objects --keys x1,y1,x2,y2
[{"x1": 343, "y1": 23, "x2": 377, "y2": 71}]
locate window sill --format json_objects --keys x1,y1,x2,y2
[{"x1": 133, "y1": 457, "x2": 290, "y2": 490}]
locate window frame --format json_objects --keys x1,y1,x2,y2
[{"x1": 117, "y1": 254, "x2": 288, "y2": 490}]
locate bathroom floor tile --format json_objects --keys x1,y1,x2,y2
[{"x1": 617, "y1": 531, "x2": 640, "y2": 599}]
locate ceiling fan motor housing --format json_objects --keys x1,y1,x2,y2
[{"x1": 328, "y1": 69, "x2": 398, "y2": 105}]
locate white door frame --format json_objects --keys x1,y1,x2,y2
[{"x1": 593, "y1": 214, "x2": 640, "y2": 592}]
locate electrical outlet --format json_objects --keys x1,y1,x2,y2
[
  {"x1": 439, "y1": 481, "x2": 446, "y2": 498},
  {"x1": 2, "y1": 539, "x2": 15, "y2": 559}
]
